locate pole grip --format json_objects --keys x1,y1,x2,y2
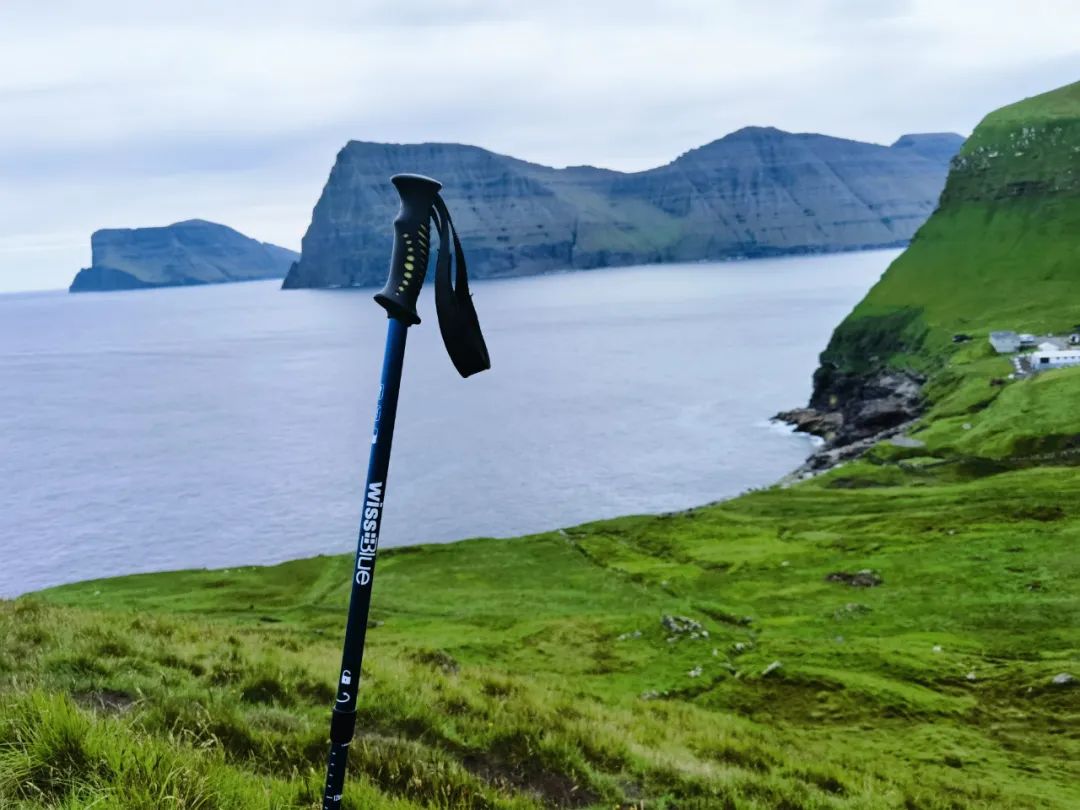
[{"x1": 374, "y1": 173, "x2": 442, "y2": 325}]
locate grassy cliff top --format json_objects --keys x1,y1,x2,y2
[
  {"x1": 818, "y1": 80, "x2": 1080, "y2": 377},
  {"x1": 978, "y1": 80, "x2": 1080, "y2": 127},
  {"x1": 813, "y1": 80, "x2": 1080, "y2": 461}
]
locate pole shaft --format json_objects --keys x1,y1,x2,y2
[{"x1": 322, "y1": 317, "x2": 409, "y2": 810}]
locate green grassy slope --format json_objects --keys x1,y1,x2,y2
[
  {"x1": 819, "y1": 80, "x2": 1080, "y2": 373},
  {"x1": 4, "y1": 82, "x2": 1080, "y2": 809},
  {"x1": 3, "y1": 464, "x2": 1078, "y2": 809},
  {"x1": 813, "y1": 80, "x2": 1080, "y2": 460}
]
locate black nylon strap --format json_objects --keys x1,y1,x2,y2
[{"x1": 431, "y1": 194, "x2": 491, "y2": 378}]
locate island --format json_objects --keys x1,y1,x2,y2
[
  {"x1": 69, "y1": 219, "x2": 298, "y2": 292},
  {"x1": 283, "y1": 129, "x2": 964, "y2": 288}
]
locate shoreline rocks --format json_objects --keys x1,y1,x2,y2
[
  {"x1": 774, "y1": 407, "x2": 844, "y2": 440},
  {"x1": 775, "y1": 370, "x2": 926, "y2": 475}
]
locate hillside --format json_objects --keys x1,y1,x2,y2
[
  {"x1": 4, "y1": 464, "x2": 1077, "y2": 808},
  {"x1": 818, "y1": 81, "x2": 1079, "y2": 375},
  {"x1": 282, "y1": 129, "x2": 962, "y2": 289},
  {"x1": 70, "y1": 220, "x2": 298, "y2": 292},
  {"x1": 797, "y1": 81, "x2": 1080, "y2": 457}
]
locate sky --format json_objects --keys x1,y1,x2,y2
[{"x1": 1, "y1": 1, "x2": 1078, "y2": 292}]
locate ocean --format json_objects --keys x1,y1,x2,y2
[{"x1": 0, "y1": 250, "x2": 898, "y2": 596}]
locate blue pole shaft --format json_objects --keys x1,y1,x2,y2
[{"x1": 322, "y1": 316, "x2": 409, "y2": 810}]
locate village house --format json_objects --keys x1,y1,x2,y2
[
  {"x1": 1030, "y1": 349, "x2": 1080, "y2": 371},
  {"x1": 989, "y1": 330, "x2": 1020, "y2": 353}
]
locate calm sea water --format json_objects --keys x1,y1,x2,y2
[{"x1": 0, "y1": 251, "x2": 897, "y2": 597}]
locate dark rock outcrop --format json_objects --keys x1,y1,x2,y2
[
  {"x1": 776, "y1": 370, "x2": 925, "y2": 474},
  {"x1": 825, "y1": 570, "x2": 884, "y2": 588},
  {"x1": 778, "y1": 370, "x2": 924, "y2": 447},
  {"x1": 819, "y1": 371, "x2": 925, "y2": 439},
  {"x1": 70, "y1": 220, "x2": 298, "y2": 292},
  {"x1": 283, "y1": 128, "x2": 962, "y2": 288},
  {"x1": 774, "y1": 407, "x2": 844, "y2": 441}
]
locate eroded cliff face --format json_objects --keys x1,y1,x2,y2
[
  {"x1": 282, "y1": 129, "x2": 962, "y2": 289},
  {"x1": 778, "y1": 370, "x2": 926, "y2": 465},
  {"x1": 70, "y1": 220, "x2": 298, "y2": 292}
]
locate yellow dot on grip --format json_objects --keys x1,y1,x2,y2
[{"x1": 404, "y1": 262, "x2": 414, "y2": 271}]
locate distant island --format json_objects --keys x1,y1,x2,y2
[
  {"x1": 283, "y1": 128, "x2": 964, "y2": 289},
  {"x1": 69, "y1": 220, "x2": 298, "y2": 293}
]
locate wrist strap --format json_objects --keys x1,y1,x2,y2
[{"x1": 431, "y1": 194, "x2": 491, "y2": 378}]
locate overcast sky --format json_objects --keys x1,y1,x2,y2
[{"x1": 1, "y1": 1, "x2": 1077, "y2": 292}]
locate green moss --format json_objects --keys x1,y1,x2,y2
[{"x1": 816, "y1": 306, "x2": 928, "y2": 377}]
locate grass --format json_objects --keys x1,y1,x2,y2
[
  {"x1": 815, "y1": 80, "x2": 1080, "y2": 463},
  {"x1": 1, "y1": 464, "x2": 1078, "y2": 808},
  {"x1": 3, "y1": 81, "x2": 1080, "y2": 810},
  {"x1": 817, "y1": 80, "x2": 1080, "y2": 379}
]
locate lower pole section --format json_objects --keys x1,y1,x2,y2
[{"x1": 322, "y1": 317, "x2": 409, "y2": 810}]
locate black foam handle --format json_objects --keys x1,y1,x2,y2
[{"x1": 374, "y1": 174, "x2": 442, "y2": 325}]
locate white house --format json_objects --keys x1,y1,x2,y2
[{"x1": 1030, "y1": 350, "x2": 1080, "y2": 371}]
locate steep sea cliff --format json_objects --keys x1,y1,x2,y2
[
  {"x1": 283, "y1": 129, "x2": 962, "y2": 288},
  {"x1": 782, "y1": 80, "x2": 1080, "y2": 468},
  {"x1": 70, "y1": 220, "x2": 298, "y2": 292}
]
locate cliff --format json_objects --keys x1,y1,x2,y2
[
  {"x1": 70, "y1": 220, "x2": 298, "y2": 292},
  {"x1": 788, "y1": 80, "x2": 1080, "y2": 460},
  {"x1": 282, "y1": 129, "x2": 962, "y2": 289}
]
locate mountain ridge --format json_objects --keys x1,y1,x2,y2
[{"x1": 283, "y1": 128, "x2": 963, "y2": 289}]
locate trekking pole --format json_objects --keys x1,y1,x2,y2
[{"x1": 321, "y1": 174, "x2": 490, "y2": 810}]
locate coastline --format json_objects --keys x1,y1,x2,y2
[{"x1": 19, "y1": 399, "x2": 877, "y2": 599}]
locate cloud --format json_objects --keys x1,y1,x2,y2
[{"x1": 0, "y1": 0, "x2": 1078, "y2": 291}]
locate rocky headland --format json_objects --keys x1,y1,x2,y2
[
  {"x1": 777, "y1": 370, "x2": 925, "y2": 471},
  {"x1": 778, "y1": 80, "x2": 1080, "y2": 474},
  {"x1": 70, "y1": 220, "x2": 298, "y2": 292},
  {"x1": 283, "y1": 129, "x2": 963, "y2": 289}
]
